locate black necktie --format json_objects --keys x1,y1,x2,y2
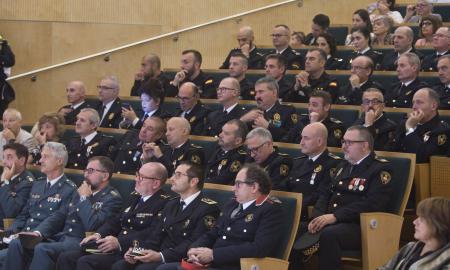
[
  {"x1": 80, "y1": 138, "x2": 86, "y2": 148},
  {"x1": 135, "y1": 197, "x2": 145, "y2": 209},
  {"x1": 178, "y1": 200, "x2": 186, "y2": 213},
  {"x1": 349, "y1": 165, "x2": 355, "y2": 175},
  {"x1": 142, "y1": 113, "x2": 149, "y2": 122},
  {"x1": 100, "y1": 105, "x2": 106, "y2": 119},
  {"x1": 44, "y1": 181, "x2": 51, "y2": 193},
  {"x1": 231, "y1": 204, "x2": 243, "y2": 218}
]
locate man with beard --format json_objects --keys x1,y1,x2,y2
[
  {"x1": 205, "y1": 119, "x2": 248, "y2": 185},
  {"x1": 111, "y1": 117, "x2": 166, "y2": 174},
  {"x1": 227, "y1": 53, "x2": 255, "y2": 100},
  {"x1": 166, "y1": 50, "x2": 216, "y2": 98},
  {"x1": 130, "y1": 54, "x2": 170, "y2": 96},
  {"x1": 240, "y1": 77, "x2": 298, "y2": 142}
]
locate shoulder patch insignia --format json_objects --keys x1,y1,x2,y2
[
  {"x1": 201, "y1": 198, "x2": 217, "y2": 205},
  {"x1": 380, "y1": 171, "x2": 391, "y2": 184},
  {"x1": 203, "y1": 215, "x2": 216, "y2": 229},
  {"x1": 230, "y1": 160, "x2": 241, "y2": 173},
  {"x1": 328, "y1": 153, "x2": 341, "y2": 160},
  {"x1": 110, "y1": 190, "x2": 119, "y2": 197},
  {"x1": 274, "y1": 113, "x2": 281, "y2": 121},
  {"x1": 329, "y1": 82, "x2": 337, "y2": 87},
  {"x1": 108, "y1": 112, "x2": 115, "y2": 120},
  {"x1": 160, "y1": 194, "x2": 170, "y2": 199},
  {"x1": 291, "y1": 113, "x2": 298, "y2": 124},
  {"x1": 280, "y1": 164, "x2": 289, "y2": 176},
  {"x1": 268, "y1": 196, "x2": 282, "y2": 204},
  {"x1": 189, "y1": 116, "x2": 196, "y2": 123},
  {"x1": 205, "y1": 79, "x2": 213, "y2": 85},
  {"x1": 334, "y1": 129, "x2": 343, "y2": 139},
  {"x1": 438, "y1": 134, "x2": 447, "y2": 146},
  {"x1": 191, "y1": 155, "x2": 201, "y2": 164},
  {"x1": 292, "y1": 63, "x2": 300, "y2": 69},
  {"x1": 375, "y1": 156, "x2": 389, "y2": 163}
]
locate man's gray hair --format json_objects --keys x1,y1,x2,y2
[
  {"x1": 43, "y1": 142, "x2": 69, "y2": 167},
  {"x1": 255, "y1": 76, "x2": 279, "y2": 96},
  {"x1": 246, "y1": 127, "x2": 273, "y2": 143},
  {"x1": 80, "y1": 108, "x2": 100, "y2": 127}
]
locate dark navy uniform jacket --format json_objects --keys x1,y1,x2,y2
[
  {"x1": 353, "y1": 113, "x2": 397, "y2": 151},
  {"x1": 0, "y1": 170, "x2": 34, "y2": 228},
  {"x1": 202, "y1": 104, "x2": 247, "y2": 137},
  {"x1": 205, "y1": 145, "x2": 248, "y2": 185},
  {"x1": 432, "y1": 83, "x2": 450, "y2": 110},
  {"x1": 421, "y1": 50, "x2": 450, "y2": 72},
  {"x1": 189, "y1": 195, "x2": 284, "y2": 270},
  {"x1": 34, "y1": 185, "x2": 122, "y2": 240},
  {"x1": 96, "y1": 189, "x2": 171, "y2": 251},
  {"x1": 129, "y1": 72, "x2": 171, "y2": 97},
  {"x1": 65, "y1": 132, "x2": 116, "y2": 169},
  {"x1": 379, "y1": 48, "x2": 424, "y2": 71},
  {"x1": 219, "y1": 47, "x2": 265, "y2": 69},
  {"x1": 285, "y1": 72, "x2": 340, "y2": 103},
  {"x1": 61, "y1": 101, "x2": 92, "y2": 125},
  {"x1": 239, "y1": 78, "x2": 256, "y2": 101},
  {"x1": 8, "y1": 175, "x2": 77, "y2": 235},
  {"x1": 94, "y1": 98, "x2": 123, "y2": 129},
  {"x1": 337, "y1": 79, "x2": 385, "y2": 105},
  {"x1": 166, "y1": 71, "x2": 217, "y2": 98},
  {"x1": 265, "y1": 46, "x2": 304, "y2": 70},
  {"x1": 175, "y1": 102, "x2": 211, "y2": 136},
  {"x1": 314, "y1": 153, "x2": 394, "y2": 223},
  {"x1": 385, "y1": 78, "x2": 429, "y2": 108},
  {"x1": 141, "y1": 192, "x2": 220, "y2": 263}
]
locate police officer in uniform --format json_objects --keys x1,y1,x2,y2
[
  {"x1": 337, "y1": 56, "x2": 384, "y2": 105},
  {"x1": 387, "y1": 88, "x2": 450, "y2": 163},
  {"x1": 65, "y1": 108, "x2": 116, "y2": 169},
  {"x1": 142, "y1": 117, "x2": 205, "y2": 176},
  {"x1": 111, "y1": 162, "x2": 220, "y2": 270},
  {"x1": 129, "y1": 54, "x2": 171, "y2": 97},
  {"x1": 268, "y1": 24, "x2": 304, "y2": 70},
  {"x1": 55, "y1": 162, "x2": 171, "y2": 270},
  {"x1": 0, "y1": 142, "x2": 77, "y2": 268},
  {"x1": 287, "y1": 48, "x2": 340, "y2": 103},
  {"x1": 94, "y1": 75, "x2": 123, "y2": 129},
  {"x1": 386, "y1": 53, "x2": 429, "y2": 108},
  {"x1": 353, "y1": 89, "x2": 397, "y2": 150},
  {"x1": 240, "y1": 77, "x2": 298, "y2": 142},
  {"x1": 166, "y1": 50, "x2": 216, "y2": 98},
  {"x1": 227, "y1": 52, "x2": 255, "y2": 101},
  {"x1": 111, "y1": 117, "x2": 166, "y2": 174},
  {"x1": 0, "y1": 143, "x2": 34, "y2": 229},
  {"x1": 21, "y1": 157, "x2": 123, "y2": 270},
  {"x1": 433, "y1": 55, "x2": 450, "y2": 109},
  {"x1": 203, "y1": 78, "x2": 247, "y2": 137},
  {"x1": 293, "y1": 126, "x2": 393, "y2": 270},
  {"x1": 219, "y1": 26, "x2": 265, "y2": 70},
  {"x1": 244, "y1": 127, "x2": 292, "y2": 190},
  {"x1": 58, "y1": 81, "x2": 92, "y2": 125},
  {"x1": 205, "y1": 119, "x2": 248, "y2": 185},
  {"x1": 421, "y1": 27, "x2": 450, "y2": 72},
  {"x1": 174, "y1": 82, "x2": 210, "y2": 136},
  {"x1": 284, "y1": 123, "x2": 341, "y2": 220},
  {"x1": 158, "y1": 164, "x2": 284, "y2": 270},
  {"x1": 283, "y1": 91, "x2": 344, "y2": 147},
  {"x1": 264, "y1": 54, "x2": 295, "y2": 100},
  {"x1": 343, "y1": 27, "x2": 383, "y2": 70}
]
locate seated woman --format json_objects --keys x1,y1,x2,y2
[
  {"x1": 403, "y1": 0, "x2": 443, "y2": 23},
  {"x1": 345, "y1": 9, "x2": 374, "y2": 46},
  {"x1": 368, "y1": 0, "x2": 403, "y2": 25},
  {"x1": 290, "y1": 31, "x2": 306, "y2": 49},
  {"x1": 30, "y1": 112, "x2": 66, "y2": 163},
  {"x1": 372, "y1": 15, "x2": 394, "y2": 46},
  {"x1": 379, "y1": 197, "x2": 450, "y2": 269},
  {"x1": 345, "y1": 27, "x2": 382, "y2": 69},
  {"x1": 317, "y1": 32, "x2": 344, "y2": 70},
  {"x1": 415, "y1": 15, "x2": 442, "y2": 47}
]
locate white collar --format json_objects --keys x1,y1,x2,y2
[
  {"x1": 398, "y1": 47, "x2": 412, "y2": 57},
  {"x1": 359, "y1": 47, "x2": 371, "y2": 54},
  {"x1": 265, "y1": 103, "x2": 276, "y2": 113},
  {"x1": 47, "y1": 174, "x2": 65, "y2": 187},
  {"x1": 72, "y1": 101, "x2": 85, "y2": 110},
  {"x1": 181, "y1": 190, "x2": 201, "y2": 208},
  {"x1": 82, "y1": 131, "x2": 98, "y2": 144},
  {"x1": 242, "y1": 199, "x2": 256, "y2": 210},
  {"x1": 141, "y1": 194, "x2": 152, "y2": 202},
  {"x1": 309, "y1": 150, "x2": 325, "y2": 162},
  {"x1": 402, "y1": 79, "x2": 415, "y2": 87},
  {"x1": 276, "y1": 47, "x2": 288, "y2": 54},
  {"x1": 146, "y1": 108, "x2": 158, "y2": 117},
  {"x1": 353, "y1": 153, "x2": 371, "y2": 165},
  {"x1": 224, "y1": 103, "x2": 238, "y2": 114}
]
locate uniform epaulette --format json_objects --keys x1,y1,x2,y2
[
  {"x1": 201, "y1": 197, "x2": 217, "y2": 205},
  {"x1": 292, "y1": 50, "x2": 301, "y2": 55},
  {"x1": 205, "y1": 79, "x2": 214, "y2": 85},
  {"x1": 268, "y1": 196, "x2": 282, "y2": 204},
  {"x1": 160, "y1": 194, "x2": 171, "y2": 199},
  {"x1": 27, "y1": 176, "x2": 34, "y2": 182},
  {"x1": 110, "y1": 190, "x2": 119, "y2": 197},
  {"x1": 238, "y1": 149, "x2": 247, "y2": 155},
  {"x1": 328, "y1": 153, "x2": 342, "y2": 160},
  {"x1": 336, "y1": 58, "x2": 343, "y2": 62},
  {"x1": 329, "y1": 82, "x2": 338, "y2": 87},
  {"x1": 293, "y1": 155, "x2": 308, "y2": 160},
  {"x1": 37, "y1": 176, "x2": 46, "y2": 181},
  {"x1": 278, "y1": 152, "x2": 289, "y2": 157},
  {"x1": 65, "y1": 179, "x2": 77, "y2": 188},
  {"x1": 100, "y1": 134, "x2": 114, "y2": 139},
  {"x1": 330, "y1": 118, "x2": 342, "y2": 124},
  {"x1": 375, "y1": 156, "x2": 389, "y2": 163},
  {"x1": 169, "y1": 196, "x2": 181, "y2": 201},
  {"x1": 190, "y1": 144, "x2": 203, "y2": 149}
]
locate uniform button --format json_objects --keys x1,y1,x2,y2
[
  {"x1": 123, "y1": 231, "x2": 128, "y2": 235},
  {"x1": 183, "y1": 233, "x2": 186, "y2": 236},
  {"x1": 72, "y1": 219, "x2": 76, "y2": 223},
  {"x1": 130, "y1": 227, "x2": 133, "y2": 230},
  {"x1": 76, "y1": 208, "x2": 80, "y2": 212},
  {"x1": 122, "y1": 161, "x2": 126, "y2": 164},
  {"x1": 49, "y1": 208, "x2": 53, "y2": 211},
  {"x1": 39, "y1": 204, "x2": 42, "y2": 208},
  {"x1": 170, "y1": 226, "x2": 173, "y2": 230},
  {"x1": 337, "y1": 193, "x2": 341, "y2": 196},
  {"x1": 68, "y1": 228, "x2": 72, "y2": 232},
  {"x1": 77, "y1": 154, "x2": 81, "y2": 157},
  {"x1": 243, "y1": 229, "x2": 247, "y2": 232},
  {"x1": 140, "y1": 221, "x2": 143, "y2": 224},
  {"x1": 37, "y1": 213, "x2": 40, "y2": 216},
  {"x1": 128, "y1": 219, "x2": 131, "y2": 223},
  {"x1": 30, "y1": 219, "x2": 34, "y2": 222},
  {"x1": 333, "y1": 203, "x2": 337, "y2": 207},
  {"x1": 222, "y1": 236, "x2": 227, "y2": 239},
  {"x1": 210, "y1": 169, "x2": 213, "y2": 172},
  {"x1": 227, "y1": 227, "x2": 231, "y2": 231},
  {"x1": 339, "y1": 181, "x2": 343, "y2": 185},
  {"x1": 296, "y1": 179, "x2": 300, "y2": 182},
  {"x1": 26, "y1": 227, "x2": 31, "y2": 230},
  {"x1": 75, "y1": 163, "x2": 78, "y2": 167}
]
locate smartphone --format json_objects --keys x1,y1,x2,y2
[{"x1": 122, "y1": 102, "x2": 131, "y2": 109}]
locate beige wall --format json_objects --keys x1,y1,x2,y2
[{"x1": 2, "y1": 0, "x2": 380, "y2": 122}]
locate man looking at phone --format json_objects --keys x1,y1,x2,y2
[{"x1": 352, "y1": 88, "x2": 397, "y2": 150}]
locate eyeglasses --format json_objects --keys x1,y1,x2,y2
[
  {"x1": 247, "y1": 142, "x2": 268, "y2": 154},
  {"x1": 173, "y1": 171, "x2": 194, "y2": 179},
  {"x1": 135, "y1": 172, "x2": 159, "y2": 182},
  {"x1": 234, "y1": 180, "x2": 256, "y2": 188},
  {"x1": 351, "y1": 65, "x2": 369, "y2": 71},
  {"x1": 216, "y1": 87, "x2": 237, "y2": 92},
  {"x1": 270, "y1": 34, "x2": 288, "y2": 38},
  {"x1": 84, "y1": 168, "x2": 109, "y2": 174},
  {"x1": 341, "y1": 139, "x2": 366, "y2": 146},
  {"x1": 433, "y1": 33, "x2": 447, "y2": 39},
  {"x1": 176, "y1": 95, "x2": 194, "y2": 102},
  {"x1": 96, "y1": 85, "x2": 116, "y2": 91},
  {"x1": 421, "y1": 21, "x2": 432, "y2": 26},
  {"x1": 362, "y1": 99, "x2": 383, "y2": 105}
]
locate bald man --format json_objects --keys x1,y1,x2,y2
[
  {"x1": 283, "y1": 122, "x2": 341, "y2": 220},
  {"x1": 220, "y1": 26, "x2": 265, "y2": 69},
  {"x1": 379, "y1": 26, "x2": 424, "y2": 71},
  {"x1": 130, "y1": 54, "x2": 171, "y2": 96},
  {"x1": 58, "y1": 81, "x2": 92, "y2": 125},
  {"x1": 141, "y1": 117, "x2": 205, "y2": 175}
]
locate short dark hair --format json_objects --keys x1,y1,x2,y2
[
  {"x1": 182, "y1": 49, "x2": 202, "y2": 65},
  {"x1": 242, "y1": 163, "x2": 271, "y2": 195},
  {"x1": 3, "y1": 143, "x2": 29, "y2": 163},
  {"x1": 310, "y1": 90, "x2": 332, "y2": 105},
  {"x1": 88, "y1": 156, "x2": 115, "y2": 179},
  {"x1": 351, "y1": 26, "x2": 372, "y2": 44},
  {"x1": 274, "y1": 24, "x2": 290, "y2": 32},
  {"x1": 317, "y1": 32, "x2": 337, "y2": 57},
  {"x1": 313, "y1": 14, "x2": 330, "y2": 30},
  {"x1": 353, "y1": 9, "x2": 373, "y2": 32},
  {"x1": 230, "y1": 52, "x2": 249, "y2": 66},
  {"x1": 140, "y1": 78, "x2": 165, "y2": 105},
  {"x1": 227, "y1": 119, "x2": 248, "y2": 142},
  {"x1": 308, "y1": 48, "x2": 327, "y2": 62},
  {"x1": 347, "y1": 125, "x2": 374, "y2": 150},
  {"x1": 265, "y1": 54, "x2": 287, "y2": 69},
  {"x1": 385, "y1": 0, "x2": 396, "y2": 10},
  {"x1": 180, "y1": 161, "x2": 205, "y2": 190}
]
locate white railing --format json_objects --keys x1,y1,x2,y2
[{"x1": 7, "y1": 0, "x2": 299, "y2": 81}]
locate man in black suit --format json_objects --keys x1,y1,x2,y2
[
  {"x1": 421, "y1": 27, "x2": 450, "y2": 72},
  {"x1": 433, "y1": 55, "x2": 450, "y2": 109},
  {"x1": 219, "y1": 26, "x2": 265, "y2": 70},
  {"x1": 203, "y1": 77, "x2": 247, "y2": 137},
  {"x1": 158, "y1": 163, "x2": 284, "y2": 270},
  {"x1": 304, "y1": 14, "x2": 330, "y2": 46},
  {"x1": 267, "y1": 24, "x2": 304, "y2": 70},
  {"x1": 55, "y1": 162, "x2": 172, "y2": 270},
  {"x1": 386, "y1": 53, "x2": 428, "y2": 108},
  {"x1": 94, "y1": 75, "x2": 122, "y2": 128},
  {"x1": 58, "y1": 81, "x2": 92, "y2": 125},
  {"x1": 129, "y1": 54, "x2": 171, "y2": 96},
  {"x1": 227, "y1": 53, "x2": 255, "y2": 100},
  {"x1": 264, "y1": 54, "x2": 294, "y2": 101},
  {"x1": 65, "y1": 108, "x2": 116, "y2": 169},
  {"x1": 111, "y1": 162, "x2": 220, "y2": 270},
  {"x1": 379, "y1": 26, "x2": 424, "y2": 71}
]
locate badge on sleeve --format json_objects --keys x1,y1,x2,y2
[
  {"x1": 230, "y1": 161, "x2": 241, "y2": 172},
  {"x1": 334, "y1": 129, "x2": 342, "y2": 139},
  {"x1": 280, "y1": 164, "x2": 289, "y2": 176},
  {"x1": 380, "y1": 171, "x2": 391, "y2": 184},
  {"x1": 438, "y1": 134, "x2": 447, "y2": 146},
  {"x1": 245, "y1": 214, "x2": 253, "y2": 222},
  {"x1": 204, "y1": 216, "x2": 216, "y2": 229},
  {"x1": 191, "y1": 155, "x2": 200, "y2": 164}
]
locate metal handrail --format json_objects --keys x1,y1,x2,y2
[{"x1": 7, "y1": 0, "x2": 298, "y2": 81}]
